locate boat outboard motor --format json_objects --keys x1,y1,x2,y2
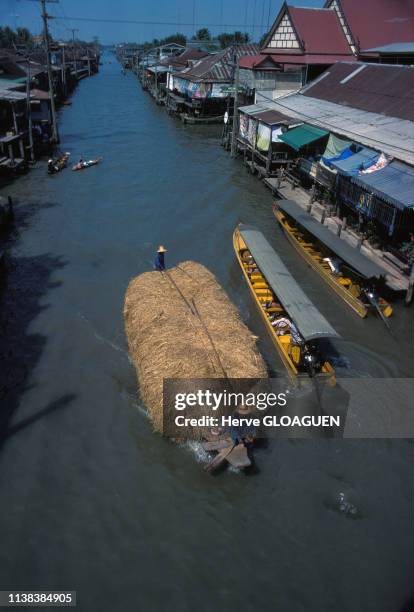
[
  {"x1": 323, "y1": 257, "x2": 342, "y2": 274},
  {"x1": 361, "y1": 287, "x2": 391, "y2": 330}
]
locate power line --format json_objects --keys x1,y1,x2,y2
[{"x1": 51, "y1": 15, "x2": 260, "y2": 28}]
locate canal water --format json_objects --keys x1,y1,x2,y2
[{"x1": 1, "y1": 56, "x2": 414, "y2": 612}]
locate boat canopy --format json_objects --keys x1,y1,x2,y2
[
  {"x1": 277, "y1": 200, "x2": 386, "y2": 279},
  {"x1": 238, "y1": 224, "x2": 340, "y2": 342}
]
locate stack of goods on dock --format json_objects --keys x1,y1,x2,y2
[{"x1": 124, "y1": 261, "x2": 267, "y2": 443}]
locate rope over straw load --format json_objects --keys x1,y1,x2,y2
[{"x1": 124, "y1": 261, "x2": 267, "y2": 437}]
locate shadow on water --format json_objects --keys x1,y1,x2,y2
[
  {"x1": 0, "y1": 394, "x2": 76, "y2": 448},
  {"x1": 398, "y1": 596, "x2": 414, "y2": 612},
  {"x1": 0, "y1": 200, "x2": 75, "y2": 448}
]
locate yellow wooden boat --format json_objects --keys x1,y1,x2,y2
[
  {"x1": 233, "y1": 224, "x2": 340, "y2": 381},
  {"x1": 273, "y1": 200, "x2": 392, "y2": 321}
]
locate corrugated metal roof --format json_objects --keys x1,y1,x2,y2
[
  {"x1": 254, "y1": 109, "x2": 297, "y2": 125},
  {"x1": 146, "y1": 65, "x2": 169, "y2": 74},
  {"x1": 177, "y1": 44, "x2": 259, "y2": 82},
  {"x1": 239, "y1": 224, "x2": 340, "y2": 342},
  {"x1": 238, "y1": 103, "x2": 272, "y2": 116},
  {"x1": 303, "y1": 62, "x2": 414, "y2": 122},
  {"x1": 351, "y1": 161, "x2": 414, "y2": 210},
  {"x1": 277, "y1": 200, "x2": 386, "y2": 278},
  {"x1": 362, "y1": 42, "x2": 414, "y2": 54},
  {"x1": 263, "y1": 93, "x2": 414, "y2": 166},
  {"x1": 159, "y1": 48, "x2": 209, "y2": 70},
  {"x1": 0, "y1": 89, "x2": 26, "y2": 101}
]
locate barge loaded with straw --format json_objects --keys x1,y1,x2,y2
[
  {"x1": 124, "y1": 260, "x2": 267, "y2": 472},
  {"x1": 273, "y1": 200, "x2": 392, "y2": 323},
  {"x1": 233, "y1": 224, "x2": 340, "y2": 382}
]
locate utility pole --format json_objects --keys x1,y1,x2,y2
[
  {"x1": 40, "y1": 0, "x2": 59, "y2": 143},
  {"x1": 61, "y1": 43, "x2": 66, "y2": 96},
  {"x1": 230, "y1": 53, "x2": 240, "y2": 158},
  {"x1": 26, "y1": 60, "x2": 35, "y2": 162},
  {"x1": 68, "y1": 28, "x2": 79, "y2": 79}
]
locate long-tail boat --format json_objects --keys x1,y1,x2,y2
[
  {"x1": 72, "y1": 157, "x2": 103, "y2": 172},
  {"x1": 233, "y1": 224, "x2": 340, "y2": 381},
  {"x1": 47, "y1": 152, "x2": 70, "y2": 174},
  {"x1": 273, "y1": 200, "x2": 392, "y2": 322}
]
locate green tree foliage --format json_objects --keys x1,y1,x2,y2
[
  {"x1": 0, "y1": 26, "x2": 34, "y2": 48},
  {"x1": 142, "y1": 33, "x2": 187, "y2": 51},
  {"x1": 192, "y1": 28, "x2": 211, "y2": 41},
  {"x1": 163, "y1": 33, "x2": 187, "y2": 46},
  {"x1": 217, "y1": 31, "x2": 250, "y2": 49}
]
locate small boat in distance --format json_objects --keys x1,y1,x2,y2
[
  {"x1": 273, "y1": 200, "x2": 392, "y2": 322},
  {"x1": 72, "y1": 157, "x2": 103, "y2": 172},
  {"x1": 233, "y1": 224, "x2": 340, "y2": 381},
  {"x1": 47, "y1": 152, "x2": 71, "y2": 174}
]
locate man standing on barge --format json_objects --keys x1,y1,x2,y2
[{"x1": 154, "y1": 245, "x2": 167, "y2": 271}]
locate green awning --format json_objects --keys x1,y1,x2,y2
[{"x1": 279, "y1": 123, "x2": 329, "y2": 151}]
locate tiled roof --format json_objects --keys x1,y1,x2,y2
[
  {"x1": 238, "y1": 54, "x2": 282, "y2": 69},
  {"x1": 288, "y1": 7, "x2": 351, "y2": 55},
  {"x1": 328, "y1": 0, "x2": 414, "y2": 50},
  {"x1": 257, "y1": 53, "x2": 357, "y2": 65}
]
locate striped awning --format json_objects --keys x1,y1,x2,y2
[{"x1": 351, "y1": 160, "x2": 414, "y2": 210}]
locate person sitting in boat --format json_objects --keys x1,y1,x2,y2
[
  {"x1": 154, "y1": 245, "x2": 167, "y2": 271},
  {"x1": 48, "y1": 159, "x2": 55, "y2": 174},
  {"x1": 78, "y1": 156, "x2": 84, "y2": 166},
  {"x1": 271, "y1": 315, "x2": 302, "y2": 345}
]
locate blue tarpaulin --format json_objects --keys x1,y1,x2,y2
[
  {"x1": 322, "y1": 147, "x2": 354, "y2": 167},
  {"x1": 329, "y1": 147, "x2": 379, "y2": 176},
  {"x1": 351, "y1": 161, "x2": 414, "y2": 211}
]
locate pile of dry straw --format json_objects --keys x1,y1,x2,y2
[{"x1": 124, "y1": 261, "x2": 267, "y2": 436}]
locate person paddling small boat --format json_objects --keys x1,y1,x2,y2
[{"x1": 72, "y1": 156, "x2": 102, "y2": 171}]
